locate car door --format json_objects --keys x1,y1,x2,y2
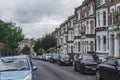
[
  {"x1": 117, "y1": 60, "x2": 120, "y2": 80},
  {"x1": 103, "y1": 59, "x2": 119, "y2": 80},
  {"x1": 109, "y1": 59, "x2": 120, "y2": 80},
  {"x1": 57, "y1": 56, "x2": 61, "y2": 64},
  {"x1": 99, "y1": 59, "x2": 113, "y2": 80},
  {"x1": 76, "y1": 54, "x2": 82, "y2": 71}
]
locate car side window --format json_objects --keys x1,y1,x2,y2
[
  {"x1": 104, "y1": 59, "x2": 118, "y2": 66},
  {"x1": 92, "y1": 55, "x2": 99, "y2": 61},
  {"x1": 117, "y1": 60, "x2": 120, "y2": 66}
]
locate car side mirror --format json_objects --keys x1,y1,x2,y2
[
  {"x1": 32, "y1": 66, "x2": 37, "y2": 71},
  {"x1": 111, "y1": 62, "x2": 118, "y2": 69},
  {"x1": 70, "y1": 59, "x2": 73, "y2": 62}
]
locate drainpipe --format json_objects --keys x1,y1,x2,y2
[{"x1": 93, "y1": 0, "x2": 96, "y2": 54}]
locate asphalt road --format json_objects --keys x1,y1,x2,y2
[{"x1": 33, "y1": 60, "x2": 96, "y2": 80}]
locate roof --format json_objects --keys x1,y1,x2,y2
[
  {"x1": 0, "y1": 19, "x2": 4, "y2": 23},
  {"x1": 68, "y1": 14, "x2": 75, "y2": 20},
  {"x1": 21, "y1": 38, "x2": 35, "y2": 44},
  {"x1": 75, "y1": 0, "x2": 95, "y2": 11},
  {"x1": 96, "y1": 4, "x2": 108, "y2": 10}
]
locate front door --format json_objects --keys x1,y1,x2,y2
[{"x1": 111, "y1": 34, "x2": 114, "y2": 56}]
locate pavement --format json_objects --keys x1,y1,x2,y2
[{"x1": 33, "y1": 59, "x2": 96, "y2": 80}]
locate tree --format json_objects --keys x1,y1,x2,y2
[
  {"x1": 113, "y1": 10, "x2": 120, "y2": 32},
  {"x1": 34, "y1": 34, "x2": 56, "y2": 53},
  {"x1": 0, "y1": 22, "x2": 24, "y2": 56},
  {"x1": 47, "y1": 47, "x2": 54, "y2": 53},
  {"x1": 113, "y1": 10, "x2": 120, "y2": 39},
  {"x1": 37, "y1": 48, "x2": 45, "y2": 55},
  {"x1": 34, "y1": 38, "x2": 42, "y2": 53},
  {"x1": 22, "y1": 45, "x2": 30, "y2": 54}
]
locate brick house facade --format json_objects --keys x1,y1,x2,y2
[
  {"x1": 0, "y1": 20, "x2": 4, "y2": 56},
  {"x1": 53, "y1": 0, "x2": 120, "y2": 59}
]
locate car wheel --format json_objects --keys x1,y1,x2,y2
[
  {"x1": 59, "y1": 61, "x2": 62, "y2": 66},
  {"x1": 79, "y1": 65, "x2": 84, "y2": 74},
  {"x1": 96, "y1": 71, "x2": 102, "y2": 80},
  {"x1": 70, "y1": 62, "x2": 73, "y2": 66},
  {"x1": 74, "y1": 64, "x2": 77, "y2": 71}
]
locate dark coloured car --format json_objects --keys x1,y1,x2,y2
[
  {"x1": 50, "y1": 54, "x2": 59, "y2": 63},
  {"x1": 96, "y1": 57, "x2": 120, "y2": 80},
  {"x1": 74, "y1": 54, "x2": 99, "y2": 74},
  {"x1": 57, "y1": 54, "x2": 73, "y2": 66}
]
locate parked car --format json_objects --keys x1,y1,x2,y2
[
  {"x1": 32, "y1": 56, "x2": 39, "y2": 60},
  {"x1": 43, "y1": 54, "x2": 52, "y2": 61},
  {"x1": 73, "y1": 54, "x2": 80, "y2": 65},
  {"x1": 74, "y1": 54, "x2": 99, "y2": 74},
  {"x1": 50, "y1": 53, "x2": 59, "y2": 63},
  {"x1": 96, "y1": 57, "x2": 120, "y2": 80},
  {"x1": 57, "y1": 54, "x2": 73, "y2": 66},
  {"x1": 37, "y1": 55, "x2": 43, "y2": 60},
  {"x1": 41, "y1": 54, "x2": 46, "y2": 61},
  {"x1": 0, "y1": 55, "x2": 37, "y2": 80}
]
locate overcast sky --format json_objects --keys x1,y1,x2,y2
[{"x1": 0, "y1": 0, "x2": 83, "y2": 38}]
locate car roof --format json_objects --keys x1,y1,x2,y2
[
  {"x1": 105, "y1": 56, "x2": 120, "y2": 59},
  {"x1": 81, "y1": 53, "x2": 93, "y2": 56},
  {"x1": 108, "y1": 57, "x2": 120, "y2": 60},
  {"x1": 60, "y1": 54, "x2": 69, "y2": 57}
]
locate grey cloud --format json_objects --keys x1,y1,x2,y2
[
  {"x1": 0, "y1": 0, "x2": 84, "y2": 38},
  {"x1": 13, "y1": 0, "x2": 83, "y2": 24},
  {"x1": 13, "y1": 0, "x2": 64, "y2": 23},
  {"x1": 22, "y1": 23, "x2": 57, "y2": 38}
]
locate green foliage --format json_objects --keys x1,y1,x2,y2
[
  {"x1": 37, "y1": 48, "x2": 44, "y2": 55},
  {"x1": 34, "y1": 34, "x2": 56, "y2": 53},
  {"x1": 113, "y1": 10, "x2": 120, "y2": 26},
  {"x1": 22, "y1": 45, "x2": 30, "y2": 54},
  {"x1": 34, "y1": 38, "x2": 42, "y2": 52},
  {"x1": 47, "y1": 47, "x2": 54, "y2": 53},
  {"x1": 0, "y1": 22, "x2": 24, "y2": 56},
  {"x1": 3, "y1": 45, "x2": 18, "y2": 56},
  {"x1": 113, "y1": 10, "x2": 120, "y2": 31},
  {"x1": 113, "y1": 26, "x2": 120, "y2": 31}
]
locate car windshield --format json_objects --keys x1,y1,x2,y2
[
  {"x1": 61, "y1": 55, "x2": 69, "y2": 59},
  {"x1": 83, "y1": 55, "x2": 94, "y2": 61},
  {"x1": 46, "y1": 54, "x2": 51, "y2": 57},
  {"x1": 53, "y1": 54, "x2": 59, "y2": 58},
  {"x1": 0, "y1": 58, "x2": 29, "y2": 72}
]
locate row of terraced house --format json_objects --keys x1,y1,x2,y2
[{"x1": 53, "y1": 0, "x2": 120, "y2": 60}]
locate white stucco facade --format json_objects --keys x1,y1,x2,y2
[{"x1": 96, "y1": 31, "x2": 109, "y2": 54}]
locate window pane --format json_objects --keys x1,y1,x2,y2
[{"x1": 103, "y1": 11, "x2": 106, "y2": 26}]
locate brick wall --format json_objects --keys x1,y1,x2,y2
[{"x1": 0, "y1": 43, "x2": 4, "y2": 56}]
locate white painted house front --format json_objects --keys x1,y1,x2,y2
[
  {"x1": 108, "y1": 2, "x2": 120, "y2": 57},
  {"x1": 95, "y1": 2, "x2": 109, "y2": 59}
]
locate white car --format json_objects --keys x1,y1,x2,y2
[{"x1": 44, "y1": 55, "x2": 51, "y2": 61}]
